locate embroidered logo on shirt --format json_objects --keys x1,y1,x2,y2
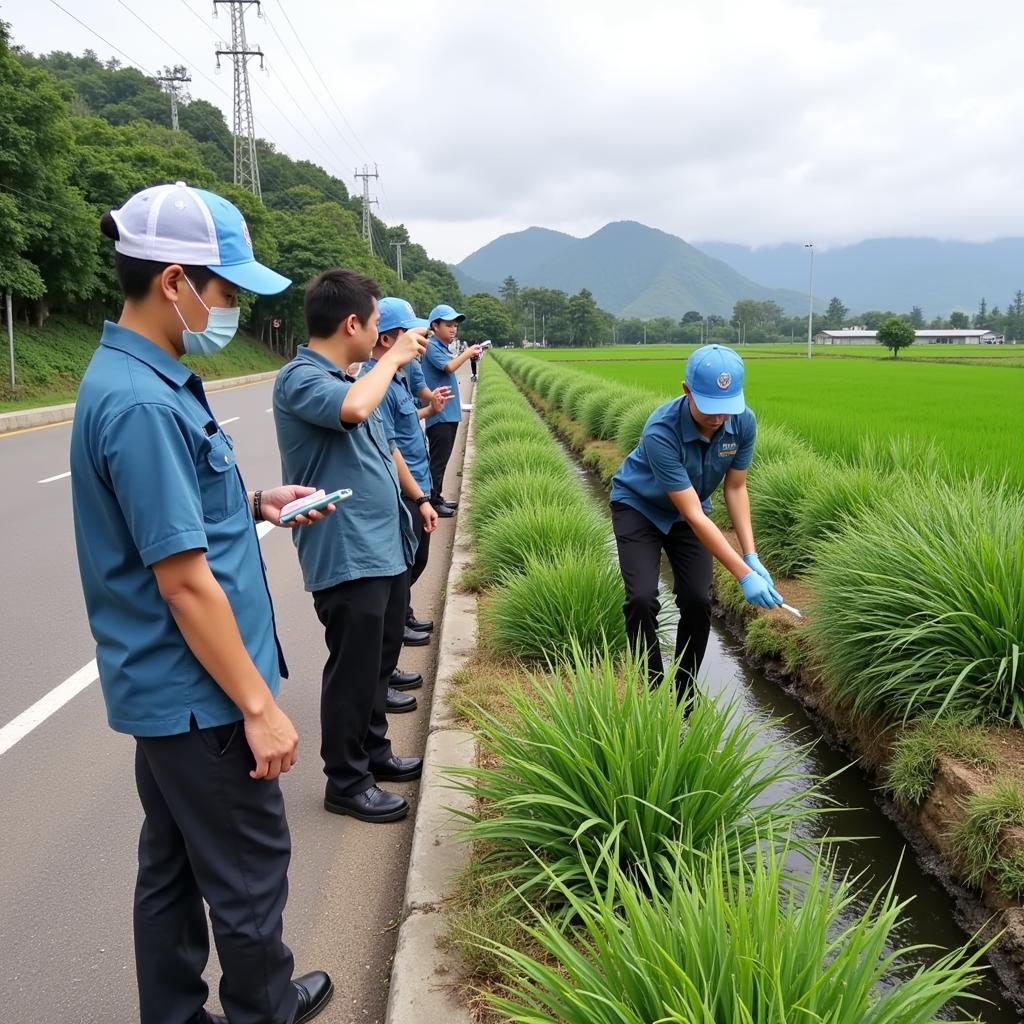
[
  {"x1": 717, "y1": 371, "x2": 732, "y2": 390},
  {"x1": 718, "y1": 442, "x2": 738, "y2": 457}
]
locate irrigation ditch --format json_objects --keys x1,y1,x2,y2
[{"x1": 434, "y1": 355, "x2": 1023, "y2": 1022}]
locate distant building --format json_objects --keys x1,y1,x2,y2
[{"x1": 813, "y1": 328, "x2": 1005, "y2": 345}]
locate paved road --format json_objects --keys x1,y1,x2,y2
[{"x1": 0, "y1": 371, "x2": 471, "y2": 1023}]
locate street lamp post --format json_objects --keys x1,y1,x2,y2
[
  {"x1": 530, "y1": 303, "x2": 537, "y2": 345},
  {"x1": 804, "y1": 242, "x2": 815, "y2": 359}
]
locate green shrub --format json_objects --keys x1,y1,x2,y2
[
  {"x1": 471, "y1": 439, "x2": 572, "y2": 488},
  {"x1": 476, "y1": 505, "x2": 610, "y2": 579},
  {"x1": 482, "y1": 556, "x2": 627, "y2": 662},
  {"x1": 468, "y1": 472, "x2": 584, "y2": 534},
  {"x1": 614, "y1": 398, "x2": 658, "y2": 453},
  {"x1": 451, "y1": 651, "x2": 821, "y2": 917},
  {"x1": 887, "y1": 721, "x2": 995, "y2": 804},
  {"x1": 749, "y1": 451, "x2": 832, "y2": 577},
  {"x1": 952, "y1": 780, "x2": 1024, "y2": 888},
  {"x1": 807, "y1": 477, "x2": 1024, "y2": 726},
  {"x1": 480, "y1": 836, "x2": 986, "y2": 1024}
]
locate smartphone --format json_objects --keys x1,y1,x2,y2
[{"x1": 279, "y1": 488, "x2": 352, "y2": 524}]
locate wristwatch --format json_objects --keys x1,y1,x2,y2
[{"x1": 415, "y1": 495, "x2": 431, "y2": 506}]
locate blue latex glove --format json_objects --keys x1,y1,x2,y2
[
  {"x1": 743, "y1": 552, "x2": 775, "y2": 587},
  {"x1": 740, "y1": 571, "x2": 784, "y2": 609}
]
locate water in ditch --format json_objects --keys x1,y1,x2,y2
[{"x1": 567, "y1": 453, "x2": 1023, "y2": 1021}]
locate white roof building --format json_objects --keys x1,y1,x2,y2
[{"x1": 813, "y1": 328, "x2": 1005, "y2": 345}]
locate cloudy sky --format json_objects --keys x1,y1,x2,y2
[{"x1": 5, "y1": 0, "x2": 1024, "y2": 262}]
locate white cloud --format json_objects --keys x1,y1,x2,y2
[{"x1": 7, "y1": 0, "x2": 1024, "y2": 261}]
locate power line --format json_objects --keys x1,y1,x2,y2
[
  {"x1": 273, "y1": 0, "x2": 373, "y2": 163},
  {"x1": 0, "y1": 181, "x2": 78, "y2": 214},
  {"x1": 46, "y1": 0, "x2": 154, "y2": 75}
]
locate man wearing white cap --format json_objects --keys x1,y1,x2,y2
[
  {"x1": 610, "y1": 344, "x2": 783, "y2": 703},
  {"x1": 71, "y1": 183, "x2": 332, "y2": 1024}
]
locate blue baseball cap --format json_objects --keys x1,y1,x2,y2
[
  {"x1": 378, "y1": 297, "x2": 429, "y2": 333},
  {"x1": 685, "y1": 344, "x2": 746, "y2": 415},
  {"x1": 109, "y1": 181, "x2": 291, "y2": 295},
  {"x1": 428, "y1": 303, "x2": 465, "y2": 324}
]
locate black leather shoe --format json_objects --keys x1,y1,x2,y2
[
  {"x1": 324, "y1": 784, "x2": 409, "y2": 822},
  {"x1": 293, "y1": 969, "x2": 334, "y2": 1023},
  {"x1": 440, "y1": 499, "x2": 459, "y2": 510},
  {"x1": 435, "y1": 503, "x2": 455, "y2": 518},
  {"x1": 403, "y1": 626, "x2": 430, "y2": 646},
  {"x1": 372, "y1": 754, "x2": 424, "y2": 782},
  {"x1": 390, "y1": 667, "x2": 423, "y2": 691},
  {"x1": 406, "y1": 613, "x2": 434, "y2": 633},
  {"x1": 386, "y1": 687, "x2": 417, "y2": 713}
]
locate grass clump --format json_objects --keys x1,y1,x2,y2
[
  {"x1": 476, "y1": 505, "x2": 610, "y2": 580},
  {"x1": 470, "y1": 439, "x2": 573, "y2": 488},
  {"x1": 952, "y1": 780, "x2": 1024, "y2": 889},
  {"x1": 482, "y1": 555, "x2": 627, "y2": 662},
  {"x1": 479, "y1": 836, "x2": 987, "y2": 1024},
  {"x1": 807, "y1": 477, "x2": 1024, "y2": 727},
  {"x1": 794, "y1": 461, "x2": 891, "y2": 552},
  {"x1": 576, "y1": 386, "x2": 621, "y2": 438},
  {"x1": 468, "y1": 472, "x2": 583, "y2": 534},
  {"x1": 614, "y1": 398, "x2": 658, "y2": 453},
  {"x1": 744, "y1": 614, "x2": 807, "y2": 674},
  {"x1": 474, "y1": 419, "x2": 550, "y2": 449},
  {"x1": 597, "y1": 388, "x2": 659, "y2": 441},
  {"x1": 450, "y1": 651, "x2": 821, "y2": 918},
  {"x1": 887, "y1": 721, "x2": 996, "y2": 804}
]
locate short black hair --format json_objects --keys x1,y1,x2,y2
[
  {"x1": 304, "y1": 268, "x2": 381, "y2": 338},
  {"x1": 100, "y1": 210, "x2": 215, "y2": 300}
]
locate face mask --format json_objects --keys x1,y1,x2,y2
[{"x1": 173, "y1": 276, "x2": 240, "y2": 356}]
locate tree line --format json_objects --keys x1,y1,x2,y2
[{"x1": 0, "y1": 22, "x2": 460, "y2": 350}]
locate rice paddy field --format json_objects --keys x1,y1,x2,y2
[{"x1": 517, "y1": 345, "x2": 1024, "y2": 489}]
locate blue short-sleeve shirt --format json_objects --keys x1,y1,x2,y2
[
  {"x1": 422, "y1": 336, "x2": 461, "y2": 427},
  {"x1": 610, "y1": 396, "x2": 756, "y2": 534},
  {"x1": 273, "y1": 345, "x2": 416, "y2": 591},
  {"x1": 70, "y1": 322, "x2": 286, "y2": 738},
  {"x1": 405, "y1": 357, "x2": 427, "y2": 403},
  {"x1": 359, "y1": 357, "x2": 432, "y2": 495}
]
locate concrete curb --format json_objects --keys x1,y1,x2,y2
[
  {"x1": 0, "y1": 369, "x2": 280, "y2": 435},
  {"x1": 385, "y1": 400, "x2": 477, "y2": 1024}
]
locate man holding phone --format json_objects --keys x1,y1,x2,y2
[
  {"x1": 70, "y1": 183, "x2": 333, "y2": 1024},
  {"x1": 274, "y1": 270, "x2": 426, "y2": 823}
]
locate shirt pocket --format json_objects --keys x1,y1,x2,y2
[{"x1": 199, "y1": 435, "x2": 244, "y2": 523}]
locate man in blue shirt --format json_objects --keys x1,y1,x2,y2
[
  {"x1": 274, "y1": 271, "x2": 426, "y2": 824},
  {"x1": 421, "y1": 304, "x2": 482, "y2": 516},
  {"x1": 610, "y1": 344, "x2": 783, "y2": 702},
  {"x1": 71, "y1": 183, "x2": 333, "y2": 1024},
  {"x1": 362, "y1": 299, "x2": 453, "y2": 677}
]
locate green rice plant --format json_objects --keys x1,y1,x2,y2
[
  {"x1": 887, "y1": 721, "x2": 996, "y2": 804},
  {"x1": 473, "y1": 402, "x2": 537, "y2": 431},
  {"x1": 748, "y1": 420, "x2": 817, "y2": 470},
  {"x1": 562, "y1": 378, "x2": 598, "y2": 420},
  {"x1": 855, "y1": 434, "x2": 951, "y2": 482},
  {"x1": 531, "y1": 369, "x2": 560, "y2": 400},
  {"x1": 614, "y1": 398, "x2": 659, "y2": 453},
  {"x1": 795, "y1": 462, "x2": 894, "y2": 552},
  {"x1": 450, "y1": 650, "x2": 822, "y2": 917},
  {"x1": 807, "y1": 476, "x2": 1024, "y2": 727},
  {"x1": 748, "y1": 451, "x2": 833, "y2": 577},
  {"x1": 542, "y1": 372, "x2": 580, "y2": 410},
  {"x1": 470, "y1": 439, "x2": 573, "y2": 488},
  {"x1": 475, "y1": 504, "x2": 610, "y2": 580},
  {"x1": 474, "y1": 418, "x2": 550, "y2": 449},
  {"x1": 548, "y1": 373, "x2": 592, "y2": 415},
  {"x1": 479, "y1": 835, "x2": 987, "y2": 1024},
  {"x1": 468, "y1": 472, "x2": 584, "y2": 535},
  {"x1": 952, "y1": 780, "x2": 1024, "y2": 888},
  {"x1": 481, "y1": 555, "x2": 627, "y2": 662},
  {"x1": 575, "y1": 385, "x2": 621, "y2": 438}
]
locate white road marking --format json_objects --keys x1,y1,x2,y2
[
  {"x1": 218, "y1": 417, "x2": 240, "y2": 426},
  {"x1": 38, "y1": 471, "x2": 71, "y2": 484},
  {"x1": 0, "y1": 521, "x2": 279, "y2": 756}
]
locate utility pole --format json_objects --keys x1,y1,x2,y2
[
  {"x1": 156, "y1": 67, "x2": 192, "y2": 131},
  {"x1": 214, "y1": 0, "x2": 263, "y2": 200},
  {"x1": 541, "y1": 313, "x2": 546, "y2": 347},
  {"x1": 354, "y1": 164, "x2": 380, "y2": 255},
  {"x1": 643, "y1": 321, "x2": 647, "y2": 345},
  {"x1": 804, "y1": 242, "x2": 815, "y2": 358},
  {"x1": 391, "y1": 241, "x2": 404, "y2": 280},
  {"x1": 5, "y1": 290, "x2": 14, "y2": 389}
]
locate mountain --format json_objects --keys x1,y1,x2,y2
[
  {"x1": 695, "y1": 238, "x2": 1024, "y2": 316},
  {"x1": 454, "y1": 221, "x2": 810, "y2": 318}
]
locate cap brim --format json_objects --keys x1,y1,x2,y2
[
  {"x1": 401, "y1": 317, "x2": 430, "y2": 330},
  {"x1": 689, "y1": 390, "x2": 746, "y2": 415},
  {"x1": 210, "y1": 259, "x2": 292, "y2": 296}
]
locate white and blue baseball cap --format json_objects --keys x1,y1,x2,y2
[
  {"x1": 109, "y1": 181, "x2": 291, "y2": 295},
  {"x1": 685, "y1": 344, "x2": 746, "y2": 415},
  {"x1": 378, "y1": 297, "x2": 429, "y2": 333},
  {"x1": 428, "y1": 303, "x2": 465, "y2": 324}
]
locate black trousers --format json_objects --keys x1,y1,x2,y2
[
  {"x1": 134, "y1": 719, "x2": 296, "y2": 1024},
  {"x1": 426, "y1": 421, "x2": 459, "y2": 506},
  {"x1": 469, "y1": 356, "x2": 479, "y2": 377},
  {"x1": 402, "y1": 495, "x2": 431, "y2": 589},
  {"x1": 313, "y1": 571, "x2": 409, "y2": 796},
  {"x1": 610, "y1": 501, "x2": 713, "y2": 696}
]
